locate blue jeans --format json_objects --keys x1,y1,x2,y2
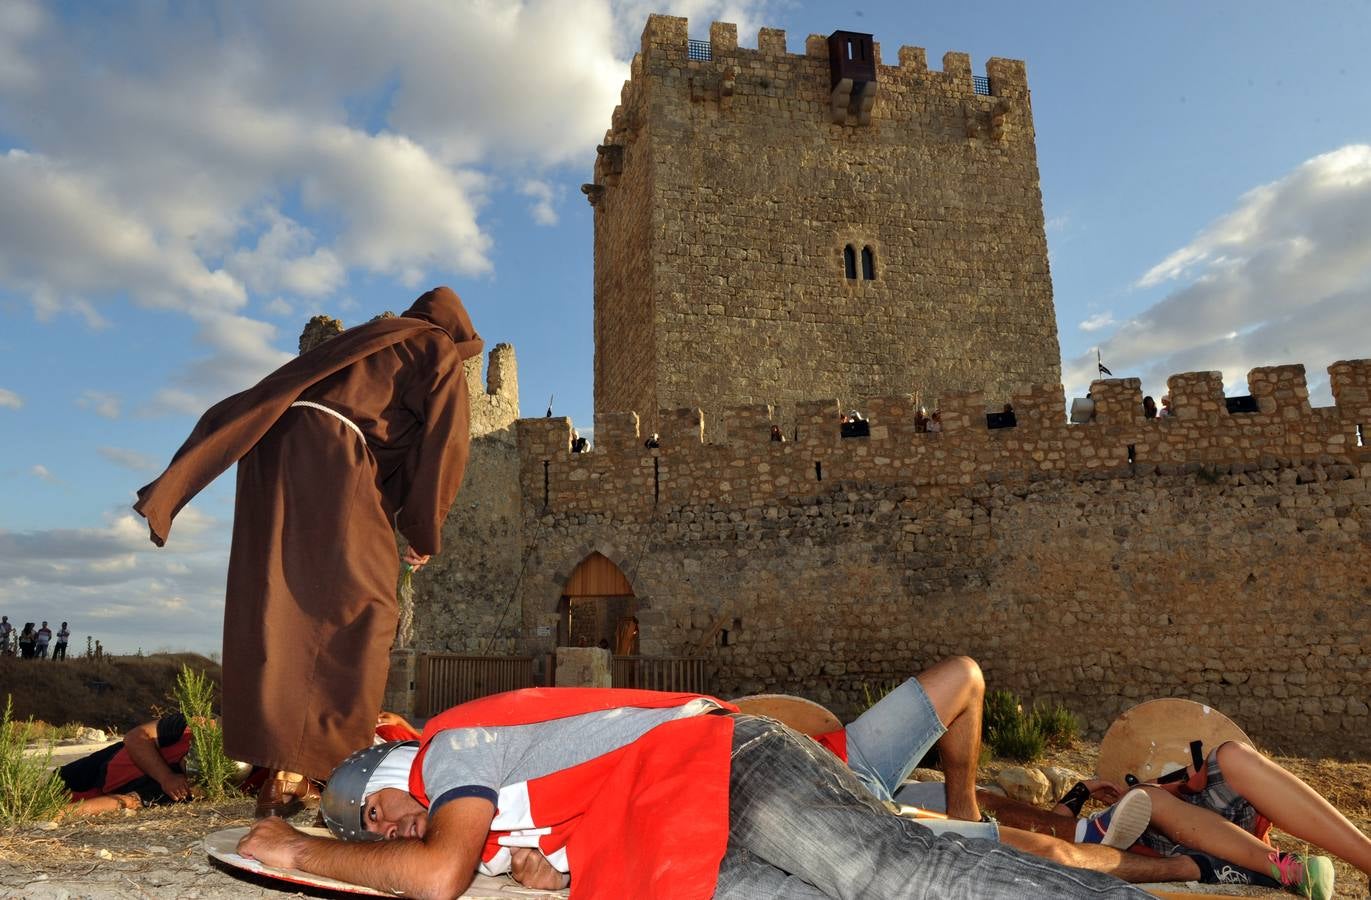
[
  {"x1": 716, "y1": 715, "x2": 1147, "y2": 899},
  {"x1": 845, "y1": 677, "x2": 998, "y2": 842}
]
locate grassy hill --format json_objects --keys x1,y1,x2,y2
[{"x1": 0, "y1": 653, "x2": 221, "y2": 734}]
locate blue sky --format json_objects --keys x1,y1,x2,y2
[{"x1": 1, "y1": 0, "x2": 1368, "y2": 654}]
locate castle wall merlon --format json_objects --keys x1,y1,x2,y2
[
  {"x1": 594, "y1": 411, "x2": 641, "y2": 449},
  {"x1": 659, "y1": 407, "x2": 705, "y2": 446},
  {"x1": 1329, "y1": 359, "x2": 1371, "y2": 418},
  {"x1": 984, "y1": 58, "x2": 1029, "y2": 97},
  {"x1": 516, "y1": 417, "x2": 573, "y2": 457},
  {"x1": 1166, "y1": 371, "x2": 1227, "y2": 420},
  {"x1": 722, "y1": 403, "x2": 775, "y2": 444},
  {"x1": 793, "y1": 399, "x2": 842, "y2": 448},
  {"x1": 642, "y1": 14, "x2": 687, "y2": 55},
  {"x1": 898, "y1": 46, "x2": 928, "y2": 73},
  {"x1": 934, "y1": 389, "x2": 986, "y2": 434},
  {"x1": 1007, "y1": 383, "x2": 1066, "y2": 428},
  {"x1": 1089, "y1": 379, "x2": 1145, "y2": 428},
  {"x1": 758, "y1": 27, "x2": 788, "y2": 56},
  {"x1": 709, "y1": 21, "x2": 737, "y2": 53},
  {"x1": 941, "y1": 51, "x2": 972, "y2": 79},
  {"x1": 1248, "y1": 364, "x2": 1310, "y2": 420}
]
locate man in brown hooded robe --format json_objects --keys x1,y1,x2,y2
[{"x1": 134, "y1": 287, "x2": 482, "y2": 816}]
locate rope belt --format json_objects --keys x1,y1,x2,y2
[{"x1": 289, "y1": 401, "x2": 365, "y2": 443}]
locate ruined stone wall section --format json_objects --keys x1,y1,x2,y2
[
  {"x1": 407, "y1": 342, "x2": 523, "y2": 656},
  {"x1": 590, "y1": 14, "x2": 1060, "y2": 424},
  {"x1": 518, "y1": 361, "x2": 1371, "y2": 515},
  {"x1": 465, "y1": 342, "x2": 520, "y2": 438}
]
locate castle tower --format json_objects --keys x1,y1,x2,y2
[{"x1": 587, "y1": 15, "x2": 1062, "y2": 425}]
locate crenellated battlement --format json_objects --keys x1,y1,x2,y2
[
  {"x1": 518, "y1": 359, "x2": 1371, "y2": 515},
  {"x1": 595, "y1": 14, "x2": 1032, "y2": 188}
]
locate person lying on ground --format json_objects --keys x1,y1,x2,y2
[
  {"x1": 729, "y1": 658, "x2": 1204, "y2": 886},
  {"x1": 58, "y1": 712, "x2": 206, "y2": 816},
  {"x1": 236, "y1": 685, "x2": 1155, "y2": 899},
  {"x1": 59, "y1": 711, "x2": 421, "y2": 818},
  {"x1": 980, "y1": 740, "x2": 1362, "y2": 900}
]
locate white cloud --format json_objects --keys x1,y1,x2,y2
[
  {"x1": 226, "y1": 210, "x2": 344, "y2": 298},
  {"x1": 0, "y1": 508, "x2": 229, "y2": 653},
  {"x1": 142, "y1": 313, "x2": 294, "y2": 417},
  {"x1": 78, "y1": 390, "x2": 121, "y2": 419},
  {"x1": 1065, "y1": 145, "x2": 1371, "y2": 403},
  {"x1": 0, "y1": 388, "x2": 21, "y2": 410},
  {"x1": 97, "y1": 446, "x2": 161, "y2": 473},
  {"x1": 520, "y1": 179, "x2": 561, "y2": 227},
  {"x1": 1078, "y1": 312, "x2": 1116, "y2": 333},
  {"x1": 30, "y1": 464, "x2": 56, "y2": 483},
  {"x1": 263, "y1": 297, "x2": 294, "y2": 317}
]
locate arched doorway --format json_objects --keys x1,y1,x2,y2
[{"x1": 559, "y1": 552, "x2": 639, "y2": 655}]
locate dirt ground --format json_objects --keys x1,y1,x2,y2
[{"x1": 1, "y1": 743, "x2": 1367, "y2": 899}]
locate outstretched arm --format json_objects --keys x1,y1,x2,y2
[
  {"x1": 238, "y1": 798, "x2": 495, "y2": 900},
  {"x1": 123, "y1": 720, "x2": 190, "y2": 802}
]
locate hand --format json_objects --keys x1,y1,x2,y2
[
  {"x1": 159, "y1": 772, "x2": 191, "y2": 802},
  {"x1": 238, "y1": 817, "x2": 305, "y2": 869},
  {"x1": 1083, "y1": 779, "x2": 1125, "y2": 804},
  {"x1": 509, "y1": 848, "x2": 570, "y2": 890},
  {"x1": 401, "y1": 547, "x2": 432, "y2": 572}
]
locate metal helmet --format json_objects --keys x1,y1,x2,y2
[{"x1": 320, "y1": 740, "x2": 419, "y2": 841}]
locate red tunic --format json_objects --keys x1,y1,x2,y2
[{"x1": 410, "y1": 688, "x2": 738, "y2": 900}]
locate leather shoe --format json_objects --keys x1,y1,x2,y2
[{"x1": 254, "y1": 770, "x2": 322, "y2": 819}]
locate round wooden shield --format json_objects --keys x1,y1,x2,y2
[
  {"x1": 1097, "y1": 699, "x2": 1252, "y2": 787},
  {"x1": 731, "y1": 694, "x2": 843, "y2": 736},
  {"x1": 205, "y1": 826, "x2": 567, "y2": 897}
]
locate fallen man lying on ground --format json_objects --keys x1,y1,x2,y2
[
  {"x1": 748, "y1": 669, "x2": 1357, "y2": 900},
  {"x1": 237, "y1": 681, "x2": 1155, "y2": 898},
  {"x1": 58, "y1": 712, "x2": 420, "y2": 818}
]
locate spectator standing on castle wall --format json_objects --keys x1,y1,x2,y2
[
  {"x1": 1143, "y1": 396, "x2": 1157, "y2": 419},
  {"x1": 35, "y1": 621, "x2": 52, "y2": 658},
  {"x1": 0, "y1": 616, "x2": 12, "y2": 656},
  {"x1": 915, "y1": 406, "x2": 929, "y2": 433},
  {"x1": 53, "y1": 621, "x2": 70, "y2": 660},
  {"x1": 927, "y1": 410, "x2": 944, "y2": 433},
  {"x1": 134, "y1": 287, "x2": 483, "y2": 819},
  {"x1": 1158, "y1": 395, "x2": 1173, "y2": 418},
  {"x1": 769, "y1": 424, "x2": 785, "y2": 442}
]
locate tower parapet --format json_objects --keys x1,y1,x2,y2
[{"x1": 519, "y1": 359, "x2": 1371, "y2": 514}]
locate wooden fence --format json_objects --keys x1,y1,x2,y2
[
  {"x1": 416, "y1": 654, "x2": 536, "y2": 717},
  {"x1": 612, "y1": 656, "x2": 711, "y2": 693}
]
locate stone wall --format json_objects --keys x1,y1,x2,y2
[
  {"x1": 408, "y1": 343, "x2": 526, "y2": 656},
  {"x1": 498, "y1": 360, "x2": 1371, "y2": 756},
  {"x1": 589, "y1": 15, "x2": 1061, "y2": 428}
]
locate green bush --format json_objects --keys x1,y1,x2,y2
[
  {"x1": 990, "y1": 717, "x2": 1048, "y2": 763},
  {"x1": 860, "y1": 680, "x2": 900, "y2": 714},
  {"x1": 982, "y1": 688, "x2": 1023, "y2": 741},
  {"x1": 1029, "y1": 702, "x2": 1080, "y2": 748},
  {"x1": 0, "y1": 695, "x2": 71, "y2": 827},
  {"x1": 173, "y1": 666, "x2": 237, "y2": 802}
]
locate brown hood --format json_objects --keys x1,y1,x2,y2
[{"x1": 403, "y1": 286, "x2": 483, "y2": 361}]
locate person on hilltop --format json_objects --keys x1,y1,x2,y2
[
  {"x1": 35, "y1": 620, "x2": 52, "y2": 659},
  {"x1": 0, "y1": 615, "x2": 13, "y2": 656},
  {"x1": 134, "y1": 287, "x2": 484, "y2": 819},
  {"x1": 18, "y1": 622, "x2": 36, "y2": 659},
  {"x1": 52, "y1": 621, "x2": 70, "y2": 661}
]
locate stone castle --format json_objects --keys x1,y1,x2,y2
[
  {"x1": 384, "y1": 16, "x2": 1369, "y2": 756},
  {"x1": 589, "y1": 16, "x2": 1060, "y2": 425}
]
